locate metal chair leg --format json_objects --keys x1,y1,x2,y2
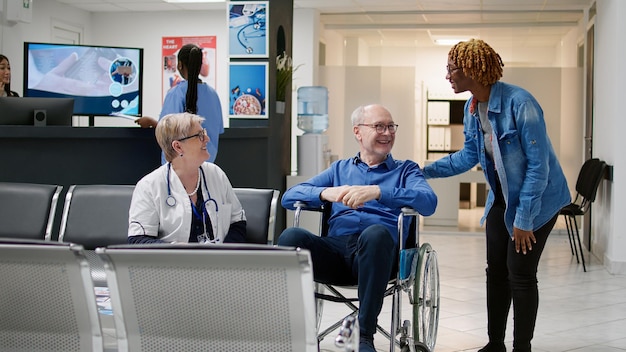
[
  {"x1": 571, "y1": 216, "x2": 587, "y2": 272},
  {"x1": 565, "y1": 215, "x2": 580, "y2": 264},
  {"x1": 562, "y1": 214, "x2": 576, "y2": 256}
]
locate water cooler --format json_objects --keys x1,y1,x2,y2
[{"x1": 297, "y1": 86, "x2": 330, "y2": 176}]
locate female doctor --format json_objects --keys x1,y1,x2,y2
[{"x1": 128, "y1": 112, "x2": 246, "y2": 244}]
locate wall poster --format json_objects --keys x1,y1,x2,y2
[
  {"x1": 228, "y1": 2, "x2": 268, "y2": 58},
  {"x1": 161, "y1": 36, "x2": 217, "y2": 102},
  {"x1": 228, "y1": 62, "x2": 268, "y2": 118}
]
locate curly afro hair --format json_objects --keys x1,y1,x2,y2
[{"x1": 448, "y1": 39, "x2": 504, "y2": 86}]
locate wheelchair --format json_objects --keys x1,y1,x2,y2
[{"x1": 293, "y1": 202, "x2": 440, "y2": 352}]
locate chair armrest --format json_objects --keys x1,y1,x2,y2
[{"x1": 293, "y1": 201, "x2": 325, "y2": 227}]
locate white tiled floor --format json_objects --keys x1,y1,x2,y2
[{"x1": 317, "y1": 208, "x2": 626, "y2": 352}]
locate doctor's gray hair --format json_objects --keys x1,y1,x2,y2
[{"x1": 156, "y1": 112, "x2": 205, "y2": 162}]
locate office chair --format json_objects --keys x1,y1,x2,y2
[
  {"x1": 97, "y1": 243, "x2": 318, "y2": 352},
  {"x1": 233, "y1": 187, "x2": 280, "y2": 244},
  {"x1": 0, "y1": 182, "x2": 62, "y2": 240},
  {"x1": 58, "y1": 184, "x2": 135, "y2": 286},
  {"x1": 293, "y1": 202, "x2": 440, "y2": 352},
  {"x1": 559, "y1": 158, "x2": 606, "y2": 272},
  {"x1": 0, "y1": 238, "x2": 103, "y2": 352}
]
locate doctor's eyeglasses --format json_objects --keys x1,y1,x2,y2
[{"x1": 179, "y1": 129, "x2": 207, "y2": 142}]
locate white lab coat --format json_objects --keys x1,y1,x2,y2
[{"x1": 128, "y1": 162, "x2": 245, "y2": 243}]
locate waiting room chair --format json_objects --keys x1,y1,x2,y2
[
  {"x1": 233, "y1": 187, "x2": 280, "y2": 244},
  {"x1": 0, "y1": 238, "x2": 102, "y2": 352},
  {"x1": 58, "y1": 184, "x2": 135, "y2": 286},
  {"x1": 559, "y1": 158, "x2": 607, "y2": 272},
  {"x1": 293, "y1": 202, "x2": 440, "y2": 352},
  {"x1": 0, "y1": 182, "x2": 62, "y2": 240},
  {"x1": 97, "y1": 243, "x2": 318, "y2": 352}
]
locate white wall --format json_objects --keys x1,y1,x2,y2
[
  {"x1": 593, "y1": 0, "x2": 625, "y2": 273},
  {"x1": 90, "y1": 10, "x2": 229, "y2": 123},
  {"x1": 290, "y1": 8, "x2": 319, "y2": 174},
  {"x1": 0, "y1": 0, "x2": 93, "y2": 93},
  {"x1": 0, "y1": 1, "x2": 228, "y2": 126},
  {"x1": 319, "y1": 66, "x2": 415, "y2": 161}
]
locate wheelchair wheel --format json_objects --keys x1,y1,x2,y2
[
  {"x1": 412, "y1": 243, "x2": 440, "y2": 351},
  {"x1": 414, "y1": 341, "x2": 430, "y2": 352}
]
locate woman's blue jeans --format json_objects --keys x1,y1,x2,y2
[{"x1": 277, "y1": 224, "x2": 397, "y2": 339}]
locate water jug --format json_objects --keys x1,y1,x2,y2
[{"x1": 297, "y1": 86, "x2": 328, "y2": 133}]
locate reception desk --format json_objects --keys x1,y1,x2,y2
[{"x1": 0, "y1": 126, "x2": 161, "y2": 186}]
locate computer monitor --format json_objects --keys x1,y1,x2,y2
[
  {"x1": 0, "y1": 97, "x2": 74, "y2": 126},
  {"x1": 24, "y1": 42, "x2": 143, "y2": 118}
]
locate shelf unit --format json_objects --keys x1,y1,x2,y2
[
  {"x1": 425, "y1": 91, "x2": 468, "y2": 160},
  {"x1": 425, "y1": 91, "x2": 486, "y2": 208}
]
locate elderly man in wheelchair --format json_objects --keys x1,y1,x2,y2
[{"x1": 278, "y1": 104, "x2": 438, "y2": 352}]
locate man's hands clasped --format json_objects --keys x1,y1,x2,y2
[{"x1": 321, "y1": 185, "x2": 381, "y2": 209}]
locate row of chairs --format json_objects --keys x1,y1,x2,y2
[
  {"x1": 0, "y1": 182, "x2": 280, "y2": 286},
  {"x1": 0, "y1": 239, "x2": 318, "y2": 352},
  {"x1": 0, "y1": 182, "x2": 323, "y2": 351},
  {"x1": 0, "y1": 182, "x2": 280, "y2": 245}
]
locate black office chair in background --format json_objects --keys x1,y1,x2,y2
[
  {"x1": 559, "y1": 158, "x2": 607, "y2": 272},
  {"x1": 0, "y1": 182, "x2": 62, "y2": 240}
]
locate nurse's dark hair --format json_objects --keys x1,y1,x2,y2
[
  {"x1": 177, "y1": 44, "x2": 203, "y2": 114},
  {"x1": 448, "y1": 39, "x2": 504, "y2": 86}
]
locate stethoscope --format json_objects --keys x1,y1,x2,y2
[
  {"x1": 166, "y1": 163, "x2": 220, "y2": 243},
  {"x1": 165, "y1": 163, "x2": 216, "y2": 208},
  {"x1": 237, "y1": 9, "x2": 266, "y2": 54}
]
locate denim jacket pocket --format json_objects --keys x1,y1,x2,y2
[{"x1": 498, "y1": 130, "x2": 523, "y2": 161}]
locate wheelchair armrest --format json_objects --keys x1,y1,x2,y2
[
  {"x1": 293, "y1": 201, "x2": 326, "y2": 227},
  {"x1": 293, "y1": 201, "x2": 324, "y2": 212},
  {"x1": 401, "y1": 207, "x2": 418, "y2": 217},
  {"x1": 398, "y1": 207, "x2": 420, "y2": 250}
]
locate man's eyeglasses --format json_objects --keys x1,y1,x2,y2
[
  {"x1": 358, "y1": 123, "x2": 399, "y2": 134},
  {"x1": 446, "y1": 65, "x2": 461, "y2": 75},
  {"x1": 179, "y1": 129, "x2": 207, "y2": 142}
]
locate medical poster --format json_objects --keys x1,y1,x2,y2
[
  {"x1": 161, "y1": 36, "x2": 217, "y2": 102},
  {"x1": 229, "y1": 62, "x2": 267, "y2": 118},
  {"x1": 228, "y1": 2, "x2": 268, "y2": 58}
]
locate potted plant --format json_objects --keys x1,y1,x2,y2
[{"x1": 276, "y1": 51, "x2": 300, "y2": 113}]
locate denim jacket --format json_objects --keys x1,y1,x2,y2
[{"x1": 422, "y1": 81, "x2": 570, "y2": 237}]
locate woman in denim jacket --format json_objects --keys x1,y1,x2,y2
[{"x1": 422, "y1": 39, "x2": 570, "y2": 352}]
